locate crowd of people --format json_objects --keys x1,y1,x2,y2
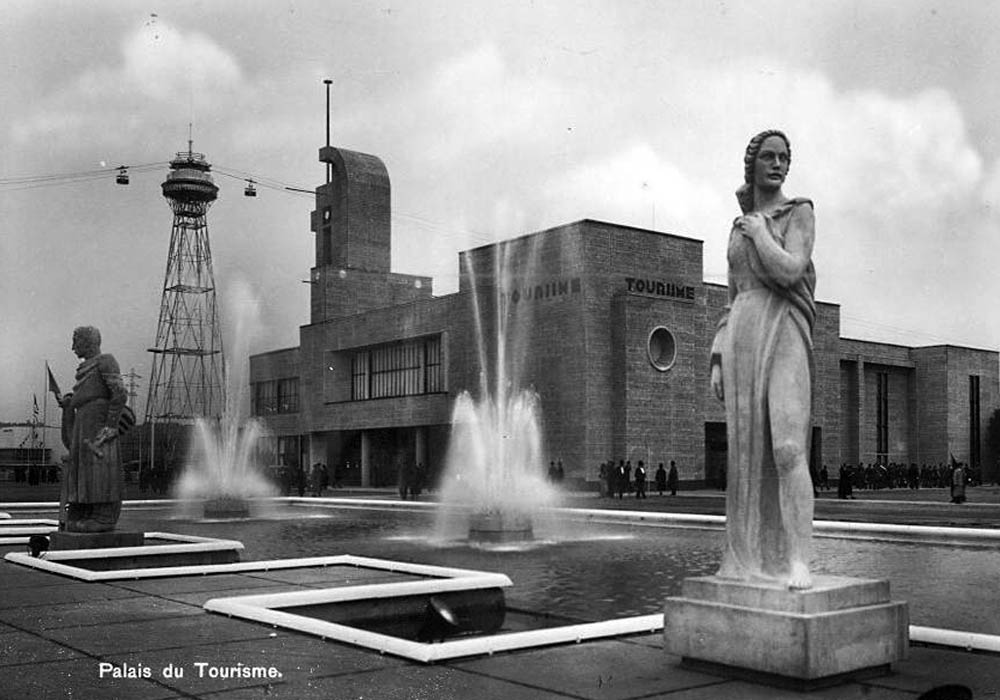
[
  {"x1": 11, "y1": 463, "x2": 59, "y2": 485},
  {"x1": 547, "y1": 460, "x2": 565, "y2": 483},
  {"x1": 122, "y1": 454, "x2": 987, "y2": 504},
  {"x1": 831, "y1": 461, "x2": 982, "y2": 501},
  {"x1": 396, "y1": 461, "x2": 428, "y2": 500},
  {"x1": 597, "y1": 459, "x2": 679, "y2": 498},
  {"x1": 137, "y1": 463, "x2": 172, "y2": 496}
]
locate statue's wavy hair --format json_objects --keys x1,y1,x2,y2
[{"x1": 736, "y1": 129, "x2": 791, "y2": 214}]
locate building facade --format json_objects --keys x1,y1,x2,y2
[
  {"x1": 0, "y1": 423, "x2": 57, "y2": 481},
  {"x1": 250, "y1": 145, "x2": 1000, "y2": 488}
]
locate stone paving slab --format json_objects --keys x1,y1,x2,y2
[
  {"x1": 0, "y1": 595, "x2": 201, "y2": 632},
  {"x1": 866, "y1": 646, "x2": 1000, "y2": 696},
  {"x1": 0, "y1": 657, "x2": 182, "y2": 700},
  {"x1": 1, "y1": 561, "x2": 94, "y2": 589},
  {"x1": 44, "y1": 613, "x2": 274, "y2": 656},
  {"x1": 242, "y1": 566, "x2": 424, "y2": 586},
  {"x1": 455, "y1": 638, "x2": 726, "y2": 700},
  {"x1": 653, "y1": 676, "x2": 918, "y2": 699},
  {"x1": 110, "y1": 573, "x2": 289, "y2": 596},
  {"x1": 104, "y1": 632, "x2": 407, "y2": 697},
  {"x1": 624, "y1": 632, "x2": 662, "y2": 648},
  {"x1": 0, "y1": 629, "x2": 86, "y2": 666},
  {"x1": 0, "y1": 580, "x2": 141, "y2": 609},
  {"x1": 199, "y1": 665, "x2": 576, "y2": 700},
  {"x1": 166, "y1": 582, "x2": 309, "y2": 607},
  {"x1": 2, "y1": 504, "x2": 999, "y2": 699}
]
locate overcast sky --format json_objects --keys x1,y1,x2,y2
[{"x1": 3, "y1": 1, "x2": 999, "y2": 421}]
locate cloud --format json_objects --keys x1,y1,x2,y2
[
  {"x1": 419, "y1": 44, "x2": 548, "y2": 162},
  {"x1": 674, "y1": 59, "x2": 994, "y2": 346},
  {"x1": 450, "y1": 52, "x2": 996, "y2": 346},
  {"x1": 790, "y1": 87, "x2": 982, "y2": 220},
  {"x1": 9, "y1": 21, "x2": 996, "y2": 427},
  {"x1": 338, "y1": 43, "x2": 576, "y2": 168},
  {"x1": 541, "y1": 142, "x2": 725, "y2": 239},
  {"x1": 121, "y1": 20, "x2": 242, "y2": 102},
  {"x1": 10, "y1": 19, "x2": 242, "y2": 147},
  {"x1": 978, "y1": 158, "x2": 1000, "y2": 215},
  {"x1": 337, "y1": 46, "x2": 997, "y2": 348}
]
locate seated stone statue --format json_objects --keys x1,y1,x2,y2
[{"x1": 57, "y1": 326, "x2": 128, "y2": 532}]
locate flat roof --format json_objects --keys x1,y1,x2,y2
[{"x1": 462, "y1": 218, "x2": 703, "y2": 255}]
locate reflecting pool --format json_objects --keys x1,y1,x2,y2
[{"x1": 113, "y1": 504, "x2": 999, "y2": 636}]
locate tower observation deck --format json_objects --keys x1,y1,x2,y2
[{"x1": 145, "y1": 147, "x2": 225, "y2": 441}]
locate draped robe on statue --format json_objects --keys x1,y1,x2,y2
[
  {"x1": 61, "y1": 353, "x2": 128, "y2": 530},
  {"x1": 711, "y1": 197, "x2": 815, "y2": 583}
]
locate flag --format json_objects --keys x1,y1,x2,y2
[
  {"x1": 46, "y1": 363, "x2": 61, "y2": 398},
  {"x1": 118, "y1": 405, "x2": 136, "y2": 435},
  {"x1": 26, "y1": 395, "x2": 40, "y2": 448}
]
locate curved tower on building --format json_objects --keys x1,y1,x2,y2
[{"x1": 145, "y1": 145, "x2": 225, "y2": 459}]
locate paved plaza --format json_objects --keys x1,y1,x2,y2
[{"x1": 1, "y1": 487, "x2": 997, "y2": 699}]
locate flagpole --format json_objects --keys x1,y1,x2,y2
[
  {"x1": 42, "y1": 361, "x2": 48, "y2": 461},
  {"x1": 31, "y1": 393, "x2": 39, "y2": 485}
]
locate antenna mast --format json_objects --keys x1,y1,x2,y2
[{"x1": 324, "y1": 79, "x2": 332, "y2": 184}]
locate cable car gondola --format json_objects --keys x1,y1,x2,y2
[
  {"x1": 244, "y1": 179, "x2": 257, "y2": 197},
  {"x1": 116, "y1": 166, "x2": 129, "y2": 185}
]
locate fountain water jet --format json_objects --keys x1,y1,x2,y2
[
  {"x1": 444, "y1": 389, "x2": 549, "y2": 543},
  {"x1": 175, "y1": 281, "x2": 276, "y2": 519},
  {"x1": 436, "y1": 239, "x2": 559, "y2": 544}
]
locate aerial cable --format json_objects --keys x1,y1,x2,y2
[
  {"x1": 0, "y1": 159, "x2": 504, "y2": 250},
  {"x1": 0, "y1": 161, "x2": 168, "y2": 185},
  {"x1": 0, "y1": 162, "x2": 170, "y2": 192}
]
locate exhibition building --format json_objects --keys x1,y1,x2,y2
[{"x1": 249, "y1": 145, "x2": 999, "y2": 488}]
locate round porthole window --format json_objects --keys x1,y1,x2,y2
[{"x1": 647, "y1": 326, "x2": 677, "y2": 372}]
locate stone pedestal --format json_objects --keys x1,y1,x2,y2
[
  {"x1": 664, "y1": 575, "x2": 908, "y2": 690},
  {"x1": 203, "y1": 497, "x2": 251, "y2": 519},
  {"x1": 468, "y1": 512, "x2": 533, "y2": 544},
  {"x1": 49, "y1": 531, "x2": 145, "y2": 550}
]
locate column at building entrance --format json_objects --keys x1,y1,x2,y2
[
  {"x1": 361, "y1": 430, "x2": 371, "y2": 487},
  {"x1": 415, "y1": 427, "x2": 427, "y2": 471},
  {"x1": 308, "y1": 434, "x2": 325, "y2": 472},
  {"x1": 856, "y1": 360, "x2": 866, "y2": 465}
]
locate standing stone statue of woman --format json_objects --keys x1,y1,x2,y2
[
  {"x1": 57, "y1": 326, "x2": 129, "y2": 532},
  {"x1": 710, "y1": 130, "x2": 816, "y2": 590}
]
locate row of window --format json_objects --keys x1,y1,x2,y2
[
  {"x1": 875, "y1": 372, "x2": 889, "y2": 462},
  {"x1": 277, "y1": 435, "x2": 302, "y2": 467},
  {"x1": 874, "y1": 372, "x2": 982, "y2": 464},
  {"x1": 351, "y1": 336, "x2": 443, "y2": 400},
  {"x1": 252, "y1": 377, "x2": 300, "y2": 415},
  {"x1": 255, "y1": 363, "x2": 984, "y2": 464},
  {"x1": 970, "y1": 375, "x2": 981, "y2": 467}
]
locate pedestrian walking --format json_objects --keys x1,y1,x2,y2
[
  {"x1": 310, "y1": 461, "x2": 329, "y2": 496},
  {"x1": 667, "y1": 460, "x2": 679, "y2": 496},
  {"x1": 951, "y1": 462, "x2": 967, "y2": 504},
  {"x1": 634, "y1": 460, "x2": 647, "y2": 499},
  {"x1": 655, "y1": 463, "x2": 667, "y2": 495}
]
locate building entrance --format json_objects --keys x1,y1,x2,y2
[
  {"x1": 704, "y1": 422, "x2": 727, "y2": 490},
  {"x1": 810, "y1": 426, "x2": 823, "y2": 485}
]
